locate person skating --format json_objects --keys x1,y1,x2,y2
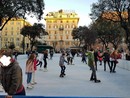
[
  {"x1": 102, "y1": 49, "x2": 112, "y2": 72},
  {"x1": 88, "y1": 48, "x2": 101, "y2": 83},
  {"x1": 110, "y1": 50, "x2": 121, "y2": 73},
  {"x1": 59, "y1": 53, "x2": 67, "y2": 77},
  {"x1": 37, "y1": 52, "x2": 44, "y2": 70},
  {"x1": 26, "y1": 53, "x2": 35, "y2": 89},
  {"x1": 43, "y1": 50, "x2": 48, "y2": 72}
]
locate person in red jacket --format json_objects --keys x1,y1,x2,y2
[
  {"x1": 31, "y1": 53, "x2": 38, "y2": 85},
  {"x1": 110, "y1": 50, "x2": 120, "y2": 73}
]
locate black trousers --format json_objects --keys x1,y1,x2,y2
[
  {"x1": 111, "y1": 61, "x2": 117, "y2": 72},
  {"x1": 37, "y1": 61, "x2": 42, "y2": 68},
  {"x1": 43, "y1": 59, "x2": 47, "y2": 68},
  {"x1": 94, "y1": 60, "x2": 98, "y2": 70},
  {"x1": 37, "y1": 61, "x2": 43, "y2": 68},
  {"x1": 60, "y1": 66, "x2": 66, "y2": 75},
  {"x1": 104, "y1": 60, "x2": 111, "y2": 71},
  {"x1": 89, "y1": 65, "x2": 97, "y2": 80}
]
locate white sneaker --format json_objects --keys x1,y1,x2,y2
[
  {"x1": 27, "y1": 84, "x2": 33, "y2": 89},
  {"x1": 31, "y1": 82, "x2": 37, "y2": 85},
  {"x1": 27, "y1": 85, "x2": 33, "y2": 89}
]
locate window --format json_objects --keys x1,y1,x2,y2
[
  {"x1": 60, "y1": 25, "x2": 63, "y2": 28},
  {"x1": 66, "y1": 25, "x2": 69, "y2": 28},
  {"x1": 55, "y1": 36, "x2": 56, "y2": 39},
  {"x1": 66, "y1": 36, "x2": 69, "y2": 39},
  {"x1": 72, "y1": 25, "x2": 75, "y2": 28},
  {"x1": 49, "y1": 25, "x2": 51, "y2": 28},
  {"x1": 54, "y1": 25, "x2": 57, "y2": 28},
  {"x1": 66, "y1": 31, "x2": 69, "y2": 34},
  {"x1": 55, "y1": 31, "x2": 57, "y2": 34}
]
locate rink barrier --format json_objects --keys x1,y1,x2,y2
[
  {"x1": 0, "y1": 95, "x2": 121, "y2": 98},
  {"x1": 118, "y1": 59, "x2": 130, "y2": 71}
]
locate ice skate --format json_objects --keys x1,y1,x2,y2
[{"x1": 27, "y1": 83, "x2": 33, "y2": 89}]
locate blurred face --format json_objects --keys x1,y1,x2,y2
[{"x1": 0, "y1": 55, "x2": 11, "y2": 66}]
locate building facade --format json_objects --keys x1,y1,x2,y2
[
  {"x1": 44, "y1": 9, "x2": 79, "y2": 51},
  {"x1": 1, "y1": 18, "x2": 31, "y2": 51}
]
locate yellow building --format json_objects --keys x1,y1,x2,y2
[
  {"x1": 44, "y1": 9, "x2": 79, "y2": 51},
  {"x1": 1, "y1": 18, "x2": 31, "y2": 51}
]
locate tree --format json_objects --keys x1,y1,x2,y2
[
  {"x1": 90, "y1": 18, "x2": 124, "y2": 50},
  {"x1": 72, "y1": 26, "x2": 97, "y2": 49},
  {"x1": 72, "y1": 26, "x2": 86, "y2": 47},
  {"x1": 0, "y1": 0, "x2": 45, "y2": 31},
  {"x1": 90, "y1": 0, "x2": 130, "y2": 50},
  {"x1": 20, "y1": 23, "x2": 48, "y2": 51}
]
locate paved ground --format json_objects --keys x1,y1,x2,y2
[{"x1": 0, "y1": 53, "x2": 130, "y2": 98}]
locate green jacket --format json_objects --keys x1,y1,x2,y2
[{"x1": 88, "y1": 51, "x2": 94, "y2": 66}]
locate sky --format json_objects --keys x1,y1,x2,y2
[{"x1": 26, "y1": 0, "x2": 98, "y2": 27}]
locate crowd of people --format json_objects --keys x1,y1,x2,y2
[
  {"x1": 80, "y1": 48, "x2": 122, "y2": 83},
  {"x1": 0, "y1": 47, "x2": 122, "y2": 97}
]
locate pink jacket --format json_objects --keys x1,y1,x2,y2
[{"x1": 26, "y1": 60, "x2": 34, "y2": 73}]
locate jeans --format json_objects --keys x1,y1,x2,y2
[{"x1": 27, "y1": 72, "x2": 32, "y2": 84}]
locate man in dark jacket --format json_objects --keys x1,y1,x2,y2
[
  {"x1": 102, "y1": 50, "x2": 112, "y2": 72},
  {"x1": 0, "y1": 50, "x2": 26, "y2": 96}
]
